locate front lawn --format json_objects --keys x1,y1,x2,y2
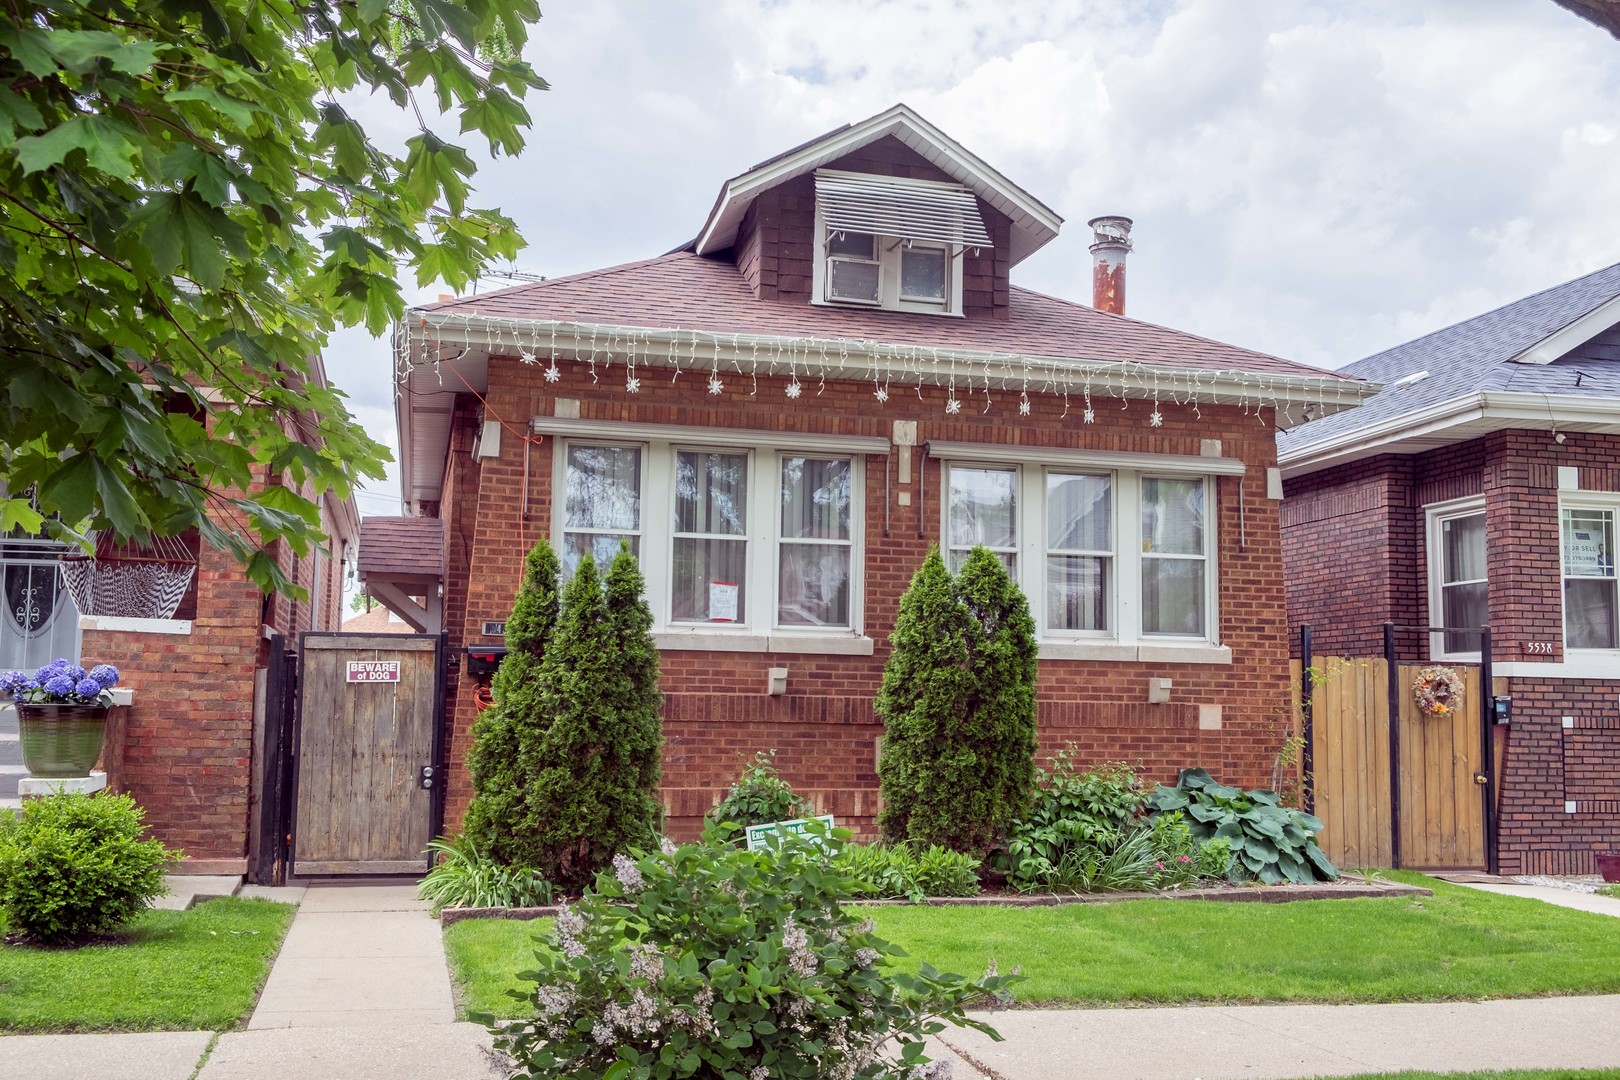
[
  {"x1": 444, "y1": 874, "x2": 1620, "y2": 1017},
  {"x1": 0, "y1": 897, "x2": 295, "y2": 1032}
]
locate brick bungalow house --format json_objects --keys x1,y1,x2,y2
[
  {"x1": 382, "y1": 104, "x2": 1375, "y2": 838},
  {"x1": 1, "y1": 355, "x2": 360, "y2": 875},
  {"x1": 1279, "y1": 261, "x2": 1620, "y2": 875}
]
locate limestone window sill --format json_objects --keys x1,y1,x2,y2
[
  {"x1": 1037, "y1": 641, "x2": 1233, "y2": 665},
  {"x1": 653, "y1": 631, "x2": 876, "y2": 656}
]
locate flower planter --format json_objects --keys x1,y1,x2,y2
[
  {"x1": 1596, "y1": 854, "x2": 1620, "y2": 883},
  {"x1": 16, "y1": 703, "x2": 109, "y2": 779}
]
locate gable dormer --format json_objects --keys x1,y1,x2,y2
[{"x1": 692, "y1": 104, "x2": 1061, "y2": 321}]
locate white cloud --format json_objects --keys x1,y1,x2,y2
[{"x1": 323, "y1": 0, "x2": 1620, "y2": 492}]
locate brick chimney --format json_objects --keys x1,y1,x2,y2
[{"x1": 1088, "y1": 215, "x2": 1133, "y2": 316}]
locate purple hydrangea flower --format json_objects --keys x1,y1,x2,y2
[
  {"x1": 74, "y1": 678, "x2": 102, "y2": 698},
  {"x1": 43, "y1": 675, "x2": 77, "y2": 697},
  {"x1": 66, "y1": 665, "x2": 87, "y2": 682},
  {"x1": 89, "y1": 665, "x2": 120, "y2": 689},
  {"x1": 0, "y1": 670, "x2": 32, "y2": 695},
  {"x1": 34, "y1": 664, "x2": 61, "y2": 685}
]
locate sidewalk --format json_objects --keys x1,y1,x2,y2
[{"x1": 942, "y1": 995, "x2": 1620, "y2": 1080}]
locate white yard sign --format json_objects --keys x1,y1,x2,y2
[
  {"x1": 744, "y1": 815, "x2": 836, "y2": 852},
  {"x1": 346, "y1": 660, "x2": 401, "y2": 683}
]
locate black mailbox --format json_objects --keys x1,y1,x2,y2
[
  {"x1": 1492, "y1": 695, "x2": 1512, "y2": 725},
  {"x1": 465, "y1": 644, "x2": 508, "y2": 676}
]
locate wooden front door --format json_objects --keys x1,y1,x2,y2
[
  {"x1": 293, "y1": 633, "x2": 443, "y2": 875},
  {"x1": 1305, "y1": 657, "x2": 1486, "y2": 871}
]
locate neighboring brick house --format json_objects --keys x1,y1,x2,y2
[
  {"x1": 1279, "y1": 261, "x2": 1620, "y2": 875},
  {"x1": 39, "y1": 356, "x2": 361, "y2": 874},
  {"x1": 381, "y1": 104, "x2": 1374, "y2": 838}
]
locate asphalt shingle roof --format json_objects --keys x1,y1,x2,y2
[
  {"x1": 1281, "y1": 261, "x2": 1620, "y2": 452},
  {"x1": 358, "y1": 516, "x2": 445, "y2": 579},
  {"x1": 423, "y1": 251, "x2": 1347, "y2": 381}
]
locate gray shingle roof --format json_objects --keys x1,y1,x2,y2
[{"x1": 1281, "y1": 260, "x2": 1620, "y2": 452}]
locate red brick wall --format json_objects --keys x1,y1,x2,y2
[
  {"x1": 84, "y1": 536, "x2": 262, "y2": 872},
  {"x1": 440, "y1": 354, "x2": 1296, "y2": 838},
  {"x1": 731, "y1": 136, "x2": 1012, "y2": 320}
]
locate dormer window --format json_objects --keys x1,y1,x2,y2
[{"x1": 812, "y1": 169, "x2": 990, "y2": 316}]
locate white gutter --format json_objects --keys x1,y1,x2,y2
[
  {"x1": 403, "y1": 310, "x2": 1378, "y2": 419},
  {"x1": 1279, "y1": 390, "x2": 1620, "y2": 478}
]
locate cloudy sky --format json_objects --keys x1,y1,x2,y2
[{"x1": 331, "y1": 0, "x2": 1620, "y2": 520}]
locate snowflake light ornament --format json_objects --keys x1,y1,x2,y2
[
  {"x1": 1019, "y1": 393, "x2": 1032, "y2": 417},
  {"x1": 945, "y1": 396, "x2": 962, "y2": 415},
  {"x1": 707, "y1": 375, "x2": 724, "y2": 396},
  {"x1": 518, "y1": 350, "x2": 537, "y2": 365},
  {"x1": 626, "y1": 375, "x2": 640, "y2": 394},
  {"x1": 874, "y1": 385, "x2": 889, "y2": 404},
  {"x1": 543, "y1": 363, "x2": 561, "y2": 383},
  {"x1": 1083, "y1": 407, "x2": 1096, "y2": 424},
  {"x1": 1149, "y1": 410, "x2": 1163, "y2": 428},
  {"x1": 786, "y1": 379, "x2": 802, "y2": 399}
]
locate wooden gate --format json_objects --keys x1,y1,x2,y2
[
  {"x1": 1300, "y1": 657, "x2": 1487, "y2": 871},
  {"x1": 292, "y1": 633, "x2": 445, "y2": 875}
]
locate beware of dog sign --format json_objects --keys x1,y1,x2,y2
[{"x1": 346, "y1": 660, "x2": 401, "y2": 683}]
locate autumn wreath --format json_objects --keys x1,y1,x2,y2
[{"x1": 1412, "y1": 665, "x2": 1465, "y2": 718}]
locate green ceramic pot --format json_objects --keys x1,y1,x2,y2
[{"x1": 16, "y1": 703, "x2": 109, "y2": 779}]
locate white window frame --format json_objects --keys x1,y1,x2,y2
[
  {"x1": 557, "y1": 439, "x2": 646, "y2": 575},
  {"x1": 1560, "y1": 494, "x2": 1620, "y2": 655},
  {"x1": 554, "y1": 437, "x2": 865, "y2": 641},
  {"x1": 1424, "y1": 495, "x2": 1488, "y2": 661},
  {"x1": 811, "y1": 200, "x2": 965, "y2": 317},
  {"x1": 941, "y1": 461, "x2": 1218, "y2": 647},
  {"x1": 668, "y1": 446, "x2": 755, "y2": 627}
]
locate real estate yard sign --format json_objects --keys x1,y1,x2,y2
[{"x1": 744, "y1": 816, "x2": 836, "y2": 852}]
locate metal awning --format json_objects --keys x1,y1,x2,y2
[{"x1": 815, "y1": 170, "x2": 992, "y2": 249}]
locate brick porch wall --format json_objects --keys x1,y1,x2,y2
[{"x1": 440, "y1": 354, "x2": 1297, "y2": 839}]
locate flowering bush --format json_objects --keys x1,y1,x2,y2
[
  {"x1": 493, "y1": 824, "x2": 1017, "y2": 1079},
  {"x1": 0, "y1": 659, "x2": 120, "y2": 706}
]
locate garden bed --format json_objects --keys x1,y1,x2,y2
[{"x1": 437, "y1": 877, "x2": 1426, "y2": 925}]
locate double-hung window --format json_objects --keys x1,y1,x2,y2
[
  {"x1": 1563, "y1": 505, "x2": 1618, "y2": 650},
  {"x1": 941, "y1": 461, "x2": 1216, "y2": 644},
  {"x1": 561, "y1": 444, "x2": 642, "y2": 572},
  {"x1": 557, "y1": 438, "x2": 863, "y2": 636},
  {"x1": 1425, "y1": 501, "x2": 1487, "y2": 658}
]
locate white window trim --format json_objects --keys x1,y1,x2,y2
[
  {"x1": 1560, "y1": 492, "x2": 1620, "y2": 658},
  {"x1": 1424, "y1": 495, "x2": 1487, "y2": 662},
  {"x1": 811, "y1": 200, "x2": 965, "y2": 316},
  {"x1": 554, "y1": 436, "x2": 869, "y2": 650},
  {"x1": 940, "y1": 459, "x2": 1221, "y2": 651}
]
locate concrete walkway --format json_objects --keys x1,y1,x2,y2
[
  {"x1": 945, "y1": 994, "x2": 1620, "y2": 1079},
  {"x1": 1454, "y1": 880, "x2": 1620, "y2": 918},
  {"x1": 197, "y1": 882, "x2": 502, "y2": 1079}
]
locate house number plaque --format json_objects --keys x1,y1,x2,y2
[{"x1": 346, "y1": 660, "x2": 402, "y2": 683}]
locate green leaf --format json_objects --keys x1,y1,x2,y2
[
  {"x1": 37, "y1": 455, "x2": 99, "y2": 524},
  {"x1": 14, "y1": 116, "x2": 141, "y2": 179},
  {"x1": 0, "y1": 498, "x2": 45, "y2": 536},
  {"x1": 91, "y1": 459, "x2": 147, "y2": 536},
  {"x1": 165, "y1": 86, "x2": 258, "y2": 129}
]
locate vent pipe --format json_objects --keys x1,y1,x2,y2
[{"x1": 1088, "y1": 215, "x2": 1133, "y2": 316}]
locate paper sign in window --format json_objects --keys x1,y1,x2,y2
[{"x1": 709, "y1": 581, "x2": 739, "y2": 622}]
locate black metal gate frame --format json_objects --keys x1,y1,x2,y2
[{"x1": 1300, "y1": 622, "x2": 1498, "y2": 875}]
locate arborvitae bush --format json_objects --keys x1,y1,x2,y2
[
  {"x1": 461, "y1": 540, "x2": 561, "y2": 868},
  {"x1": 518, "y1": 546, "x2": 664, "y2": 893},
  {"x1": 876, "y1": 545, "x2": 1037, "y2": 855}
]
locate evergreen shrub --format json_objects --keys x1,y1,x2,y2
[
  {"x1": 876, "y1": 545, "x2": 1037, "y2": 855},
  {"x1": 493, "y1": 824, "x2": 1016, "y2": 1079},
  {"x1": 0, "y1": 792, "x2": 174, "y2": 945},
  {"x1": 516, "y1": 546, "x2": 664, "y2": 893},
  {"x1": 462, "y1": 540, "x2": 562, "y2": 867}
]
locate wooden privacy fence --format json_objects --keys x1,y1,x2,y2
[{"x1": 1295, "y1": 657, "x2": 1486, "y2": 871}]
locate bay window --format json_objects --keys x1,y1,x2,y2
[
  {"x1": 941, "y1": 461, "x2": 1217, "y2": 644},
  {"x1": 1563, "y1": 506, "x2": 1618, "y2": 650},
  {"x1": 557, "y1": 437, "x2": 863, "y2": 637}
]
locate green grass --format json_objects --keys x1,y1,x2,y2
[
  {"x1": 1303, "y1": 1073, "x2": 1620, "y2": 1079},
  {"x1": 443, "y1": 874, "x2": 1620, "y2": 1018},
  {"x1": 1597, "y1": 885, "x2": 1620, "y2": 899},
  {"x1": 0, "y1": 897, "x2": 296, "y2": 1032}
]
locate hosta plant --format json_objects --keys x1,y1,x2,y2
[
  {"x1": 493, "y1": 824, "x2": 1017, "y2": 1079},
  {"x1": 1146, "y1": 768, "x2": 1338, "y2": 884}
]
